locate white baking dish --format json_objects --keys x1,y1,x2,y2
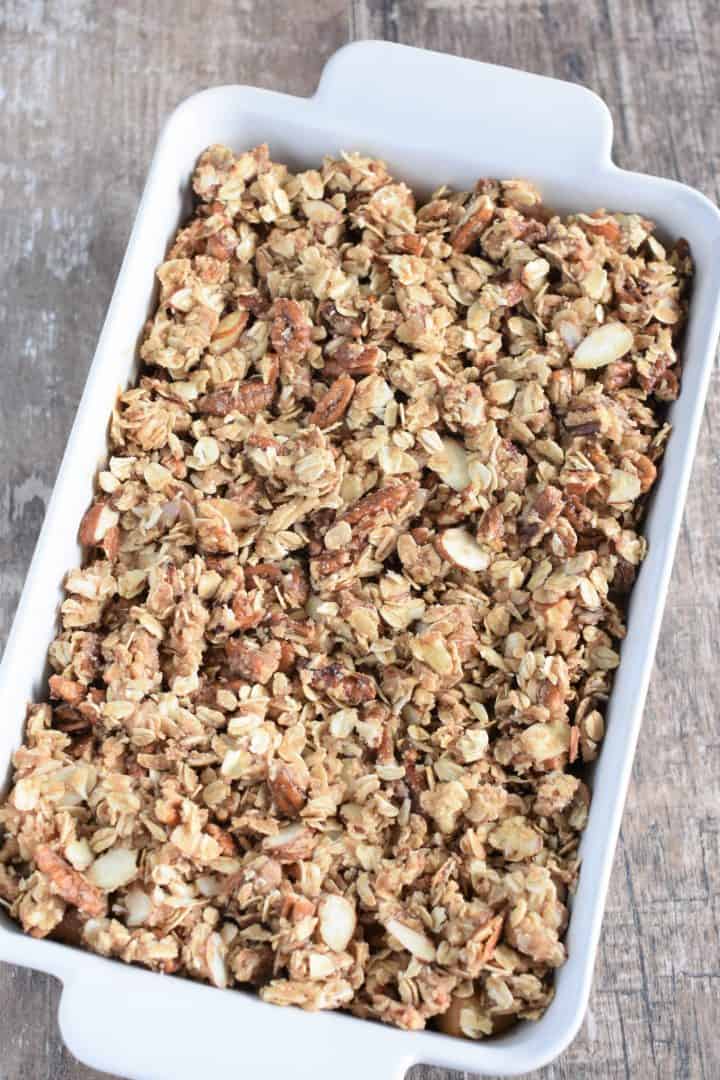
[{"x1": 1, "y1": 40, "x2": 719, "y2": 1080}]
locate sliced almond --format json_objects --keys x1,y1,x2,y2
[
  {"x1": 571, "y1": 322, "x2": 634, "y2": 369},
  {"x1": 308, "y1": 952, "x2": 336, "y2": 979},
  {"x1": 582, "y1": 266, "x2": 608, "y2": 301},
  {"x1": 124, "y1": 887, "x2": 152, "y2": 927},
  {"x1": 520, "y1": 257, "x2": 550, "y2": 291},
  {"x1": 78, "y1": 501, "x2": 119, "y2": 545},
  {"x1": 557, "y1": 319, "x2": 583, "y2": 351},
  {"x1": 64, "y1": 838, "x2": 94, "y2": 872},
  {"x1": 318, "y1": 894, "x2": 357, "y2": 952},
  {"x1": 386, "y1": 917, "x2": 436, "y2": 962},
  {"x1": 209, "y1": 309, "x2": 248, "y2": 354},
  {"x1": 206, "y1": 931, "x2": 228, "y2": 988},
  {"x1": 437, "y1": 527, "x2": 490, "y2": 572},
  {"x1": 262, "y1": 823, "x2": 315, "y2": 862},
  {"x1": 427, "y1": 437, "x2": 470, "y2": 491},
  {"x1": 653, "y1": 296, "x2": 681, "y2": 325},
  {"x1": 190, "y1": 435, "x2": 220, "y2": 469},
  {"x1": 87, "y1": 847, "x2": 138, "y2": 891}
]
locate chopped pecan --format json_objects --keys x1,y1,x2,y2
[
  {"x1": 517, "y1": 485, "x2": 564, "y2": 546},
  {"x1": 196, "y1": 379, "x2": 275, "y2": 417},
  {"x1": 206, "y1": 824, "x2": 237, "y2": 856},
  {"x1": 579, "y1": 213, "x2": 621, "y2": 244},
  {"x1": 232, "y1": 946, "x2": 273, "y2": 985},
  {"x1": 282, "y1": 565, "x2": 309, "y2": 609},
  {"x1": 387, "y1": 233, "x2": 426, "y2": 255},
  {"x1": 34, "y1": 845, "x2": 106, "y2": 917},
  {"x1": 318, "y1": 300, "x2": 363, "y2": 339},
  {"x1": 341, "y1": 481, "x2": 416, "y2": 533},
  {"x1": 308, "y1": 664, "x2": 377, "y2": 705},
  {"x1": 277, "y1": 641, "x2": 296, "y2": 674},
  {"x1": 231, "y1": 589, "x2": 265, "y2": 630},
  {"x1": 308, "y1": 374, "x2": 355, "y2": 429},
  {"x1": 268, "y1": 762, "x2": 308, "y2": 818},
  {"x1": 270, "y1": 298, "x2": 312, "y2": 360},
  {"x1": 476, "y1": 505, "x2": 505, "y2": 546},
  {"x1": 611, "y1": 554, "x2": 636, "y2": 594},
  {"x1": 48, "y1": 675, "x2": 86, "y2": 706},
  {"x1": 245, "y1": 563, "x2": 283, "y2": 586},
  {"x1": 225, "y1": 639, "x2": 282, "y2": 684},
  {"x1": 450, "y1": 194, "x2": 494, "y2": 252},
  {"x1": 309, "y1": 548, "x2": 354, "y2": 585},
  {"x1": 323, "y1": 343, "x2": 379, "y2": 378}
]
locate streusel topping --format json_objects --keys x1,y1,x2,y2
[{"x1": 0, "y1": 145, "x2": 690, "y2": 1037}]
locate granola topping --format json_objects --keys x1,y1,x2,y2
[{"x1": 0, "y1": 145, "x2": 691, "y2": 1038}]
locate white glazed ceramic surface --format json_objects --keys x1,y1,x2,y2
[{"x1": 2, "y1": 41, "x2": 719, "y2": 1080}]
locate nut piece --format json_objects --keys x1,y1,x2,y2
[
  {"x1": 209, "y1": 309, "x2": 249, "y2": 354},
  {"x1": 206, "y1": 932, "x2": 229, "y2": 989},
  {"x1": 318, "y1": 894, "x2": 357, "y2": 952},
  {"x1": 323, "y1": 344, "x2": 379, "y2": 378},
  {"x1": 571, "y1": 322, "x2": 634, "y2": 369},
  {"x1": 197, "y1": 379, "x2": 275, "y2": 417},
  {"x1": 427, "y1": 437, "x2": 470, "y2": 491},
  {"x1": 34, "y1": 845, "x2": 106, "y2": 917},
  {"x1": 268, "y1": 762, "x2": 308, "y2": 818},
  {"x1": 437, "y1": 527, "x2": 490, "y2": 572},
  {"x1": 450, "y1": 194, "x2": 493, "y2": 253},
  {"x1": 124, "y1": 887, "x2": 153, "y2": 927},
  {"x1": 48, "y1": 675, "x2": 85, "y2": 705},
  {"x1": 308, "y1": 374, "x2": 355, "y2": 429},
  {"x1": 270, "y1": 298, "x2": 311, "y2": 359},
  {"x1": 262, "y1": 824, "x2": 316, "y2": 862},
  {"x1": 78, "y1": 501, "x2": 119, "y2": 546},
  {"x1": 87, "y1": 847, "x2": 138, "y2": 891},
  {"x1": 386, "y1": 917, "x2": 436, "y2": 962},
  {"x1": 309, "y1": 664, "x2": 377, "y2": 705}
]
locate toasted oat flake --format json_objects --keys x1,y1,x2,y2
[{"x1": 0, "y1": 145, "x2": 691, "y2": 1038}]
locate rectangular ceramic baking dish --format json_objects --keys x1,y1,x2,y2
[{"x1": 1, "y1": 41, "x2": 719, "y2": 1080}]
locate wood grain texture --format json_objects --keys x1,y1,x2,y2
[{"x1": 0, "y1": 2, "x2": 718, "y2": 1078}]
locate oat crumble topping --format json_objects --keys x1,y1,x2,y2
[{"x1": 0, "y1": 145, "x2": 691, "y2": 1038}]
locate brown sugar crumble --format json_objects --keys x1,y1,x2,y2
[{"x1": 0, "y1": 145, "x2": 691, "y2": 1037}]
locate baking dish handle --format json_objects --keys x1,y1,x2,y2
[
  {"x1": 315, "y1": 41, "x2": 613, "y2": 170},
  {"x1": 58, "y1": 972, "x2": 414, "y2": 1080}
]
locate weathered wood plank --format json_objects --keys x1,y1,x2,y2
[{"x1": 1, "y1": 2, "x2": 718, "y2": 1078}]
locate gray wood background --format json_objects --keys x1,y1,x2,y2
[{"x1": 1, "y1": 1, "x2": 718, "y2": 1078}]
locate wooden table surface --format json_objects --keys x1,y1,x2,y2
[{"x1": 1, "y1": 2, "x2": 718, "y2": 1077}]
